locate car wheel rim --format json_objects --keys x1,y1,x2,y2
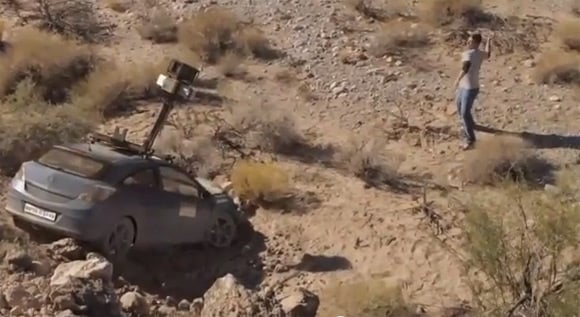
[
  {"x1": 108, "y1": 224, "x2": 133, "y2": 257},
  {"x1": 209, "y1": 218, "x2": 235, "y2": 247}
]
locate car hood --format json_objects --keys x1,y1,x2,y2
[{"x1": 195, "y1": 177, "x2": 225, "y2": 195}]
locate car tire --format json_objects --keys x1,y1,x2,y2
[
  {"x1": 100, "y1": 217, "x2": 135, "y2": 262},
  {"x1": 205, "y1": 214, "x2": 237, "y2": 248}
]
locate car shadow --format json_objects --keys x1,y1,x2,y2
[
  {"x1": 475, "y1": 125, "x2": 580, "y2": 150},
  {"x1": 117, "y1": 230, "x2": 266, "y2": 301}
]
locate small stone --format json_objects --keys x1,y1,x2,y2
[
  {"x1": 120, "y1": 291, "x2": 149, "y2": 315},
  {"x1": 4, "y1": 285, "x2": 30, "y2": 308},
  {"x1": 280, "y1": 288, "x2": 320, "y2": 317},
  {"x1": 549, "y1": 95, "x2": 561, "y2": 102},
  {"x1": 190, "y1": 298, "x2": 203, "y2": 314},
  {"x1": 177, "y1": 299, "x2": 190, "y2": 311}
]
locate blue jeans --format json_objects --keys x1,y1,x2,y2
[{"x1": 456, "y1": 88, "x2": 480, "y2": 144}]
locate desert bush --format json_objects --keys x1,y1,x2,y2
[
  {"x1": 71, "y1": 60, "x2": 161, "y2": 118},
  {"x1": 343, "y1": 0, "x2": 407, "y2": 21},
  {"x1": 461, "y1": 184, "x2": 580, "y2": 316},
  {"x1": 137, "y1": 8, "x2": 178, "y2": 44},
  {"x1": 338, "y1": 135, "x2": 402, "y2": 188},
  {"x1": 369, "y1": 20, "x2": 430, "y2": 57},
  {"x1": 230, "y1": 160, "x2": 291, "y2": 204},
  {"x1": 418, "y1": 0, "x2": 485, "y2": 27},
  {"x1": 324, "y1": 279, "x2": 418, "y2": 317},
  {"x1": 229, "y1": 102, "x2": 305, "y2": 154},
  {"x1": 462, "y1": 136, "x2": 553, "y2": 186},
  {"x1": 554, "y1": 18, "x2": 580, "y2": 52},
  {"x1": 532, "y1": 50, "x2": 580, "y2": 85},
  {"x1": 35, "y1": 0, "x2": 109, "y2": 43},
  {"x1": 0, "y1": 102, "x2": 93, "y2": 174},
  {"x1": 178, "y1": 6, "x2": 275, "y2": 63},
  {"x1": 105, "y1": 0, "x2": 131, "y2": 13},
  {"x1": 153, "y1": 126, "x2": 224, "y2": 178},
  {"x1": 0, "y1": 27, "x2": 96, "y2": 103}
]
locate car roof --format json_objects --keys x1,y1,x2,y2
[{"x1": 59, "y1": 143, "x2": 167, "y2": 166}]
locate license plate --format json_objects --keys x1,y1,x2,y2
[{"x1": 24, "y1": 203, "x2": 57, "y2": 222}]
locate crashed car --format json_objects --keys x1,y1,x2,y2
[{"x1": 4, "y1": 141, "x2": 247, "y2": 259}]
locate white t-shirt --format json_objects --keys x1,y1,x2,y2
[{"x1": 460, "y1": 49, "x2": 487, "y2": 89}]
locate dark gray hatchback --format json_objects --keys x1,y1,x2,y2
[{"x1": 5, "y1": 142, "x2": 246, "y2": 259}]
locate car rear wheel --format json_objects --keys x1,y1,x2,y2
[
  {"x1": 100, "y1": 217, "x2": 135, "y2": 261},
  {"x1": 206, "y1": 215, "x2": 236, "y2": 248}
]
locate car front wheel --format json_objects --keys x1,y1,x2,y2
[
  {"x1": 206, "y1": 215, "x2": 236, "y2": 248},
  {"x1": 100, "y1": 217, "x2": 135, "y2": 261}
]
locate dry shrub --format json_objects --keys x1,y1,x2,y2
[
  {"x1": 532, "y1": 50, "x2": 580, "y2": 85},
  {"x1": 369, "y1": 20, "x2": 430, "y2": 57},
  {"x1": 137, "y1": 8, "x2": 177, "y2": 44},
  {"x1": 554, "y1": 18, "x2": 580, "y2": 52},
  {"x1": 324, "y1": 279, "x2": 417, "y2": 317},
  {"x1": 178, "y1": 6, "x2": 275, "y2": 63},
  {"x1": 0, "y1": 27, "x2": 95, "y2": 103},
  {"x1": 154, "y1": 127, "x2": 223, "y2": 178},
  {"x1": 343, "y1": 0, "x2": 406, "y2": 21},
  {"x1": 462, "y1": 136, "x2": 553, "y2": 186},
  {"x1": 217, "y1": 52, "x2": 246, "y2": 78},
  {"x1": 71, "y1": 61, "x2": 161, "y2": 118},
  {"x1": 229, "y1": 102, "x2": 305, "y2": 154},
  {"x1": 338, "y1": 135, "x2": 402, "y2": 188},
  {"x1": 35, "y1": 0, "x2": 109, "y2": 43},
  {"x1": 418, "y1": 0, "x2": 484, "y2": 27},
  {"x1": 461, "y1": 184, "x2": 580, "y2": 316},
  {"x1": 0, "y1": 102, "x2": 93, "y2": 174},
  {"x1": 230, "y1": 160, "x2": 291, "y2": 204},
  {"x1": 105, "y1": 0, "x2": 131, "y2": 12}
]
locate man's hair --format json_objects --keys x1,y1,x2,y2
[{"x1": 470, "y1": 33, "x2": 482, "y2": 44}]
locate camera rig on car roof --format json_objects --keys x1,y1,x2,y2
[{"x1": 88, "y1": 59, "x2": 200, "y2": 162}]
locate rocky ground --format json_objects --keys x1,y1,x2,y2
[{"x1": 0, "y1": 0, "x2": 579, "y2": 316}]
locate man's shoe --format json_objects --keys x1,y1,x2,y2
[{"x1": 461, "y1": 142, "x2": 475, "y2": 151}]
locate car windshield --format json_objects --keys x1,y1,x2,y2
[{"x1": 37, "y1": 148, "x2": 107, "y2": 179}]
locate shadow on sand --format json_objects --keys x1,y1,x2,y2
[{"x1": 475, "y1": 125, "x2": 580, "y2": 150}]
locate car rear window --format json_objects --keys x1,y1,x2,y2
[{"x1": 37, "y1": 148, "x2": 107, "y2": 178}]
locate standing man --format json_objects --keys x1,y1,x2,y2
[{"x1": 453, "y1": 32, "x2": 492, "y2": 150}]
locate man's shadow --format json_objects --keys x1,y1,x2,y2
[{"x1": 475, "y1": 125, "x2": 580, "y2": 150}]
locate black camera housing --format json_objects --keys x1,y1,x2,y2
[{"x1": 166, "y1": 59, "x2": 199, "y2": 86}]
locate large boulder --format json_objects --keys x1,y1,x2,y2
[
  {"x1": 201, "y1": 274, "x2": 285, "y2": 317},
  {"x1": 50, "y1": 253, "x2": 113, "y2": 287}
]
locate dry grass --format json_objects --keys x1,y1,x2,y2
[
  {"x1": 343, "y1": 0, "x2": 406, "y2": 21},
  {"x1": 532, "y1": 50, "x2": 580, "y2": 85},
  {"x1": 324, "y1": 279, "x2": 417, "y2": 317},
  {"x1": 460, "y1": 184, "x2": 580, "y2": 315},
  {"x1": 71, "y1": 60, "x2": 162, "y2": 119},
  {"x1": 0, "y1": 27, "x2": 95, "y2": 103},
  {"x1": 418, "y1": 0, "x2": 484, "y2": 27},
  {"x1": 338, "y1": 135, "x2": 402, "y2": 188},
  {"x1": 105, "y1": 0, "x2": 131, "y2": 12},
  {"x1": 0, "y1": 102, "x2": 93, "y2": 174},
  {"x1": 154, "y1": 127, "x2": 224, "y2": 178},
  {"x1": 229, "y1": 102, "x2": 305, "y2": 154},
  {"x1": 35, "y1": 0, "x2": 109, "y2": 43},
  {"x1": 137, "y1": 8, "x2": 178, "y2": 44},
  {"x1": 178, "y1": 6, "x2": 276, "y2": 63},
  {"x1": 369, "y1": 20, "x2": 431, "y2": 57},
  {"x1": 554, "y1": 18, "x2": 580, "y2": 52},
  {"x1": 230, "y1": 160, "x2": 291, "y2": 204},
  {"x1": 462, "y1": 136, "x2": 553, "y2": 186}
]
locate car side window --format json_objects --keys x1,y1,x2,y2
[
  {"x1": 122, "y1": 168, "x2": 157, "y2": 188},
  {"x1": 159, "y1": 166, "x2": 198, "y2": 198}
]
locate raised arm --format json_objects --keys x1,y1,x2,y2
[{"x1": 483, "y1": 35, "x2": 492, "y2": 59}]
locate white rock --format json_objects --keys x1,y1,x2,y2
[
  {"x1": 549, "y1": 95, "x2": 561, "y2": 102},
  {"x1": 50, "y1": 254, "x2": 113, "y2": 287},
  {"x1": 120, "y1": 291, "x2": 149, "y2": 315}
]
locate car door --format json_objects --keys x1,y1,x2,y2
[
  {"x1": 117, "y1": 166, "x2": 174, "y2": 246},
  {"x1": 157, "y1": 166, "x2": 212, "y2": 244}
]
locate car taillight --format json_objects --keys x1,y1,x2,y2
[
  {"x1": 77, "y1": 185, "x2": 116, "y2": 203},
  {"x1": 14, "y1": 166, "x2": 25, "y2": 181}
]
